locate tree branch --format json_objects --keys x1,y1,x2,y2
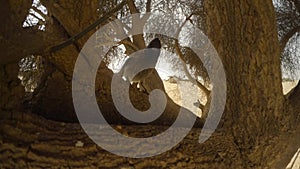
[
  {"x1": 109, "y1": 15, "x2": 140, "y2": 54},
  {"x1": 280, "y1": 26, "x2": 300, "y2": 52},
  {"x1": 126, "y1": 0, "x2": 146, "y2": 49},
  {"x1": 291, "y1": 0, "x2": 300, "y2": 12},
  {"x1": 146, "y1": 0, "x2": 151, "y2": 12},
  {"x1": 140, "y1": 0, "x2": 152, "y2": 23},
  {"x1": 49, "y1": 0, "x2": 127, "y2": 53},
  {"x1": 120, "y1": 38, "x2": 140, "y2": 54},
  {"x1": 174, "y1": 41, "x2": 211, "y2": 97},
  {"x1": 30, "y1": 6, "x2": 47, "y2": 21},
  {"x1": 173, "y1": 14, "x2": 211, "y2": 97},
  {"x1": 127, "y1": 0, "x2": 139, "y2": 14}
]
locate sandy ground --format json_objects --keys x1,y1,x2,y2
[
  {"x1": 163, "y1": 80, "x2": 206, "y2": 118},
  {"x1": 282, "y1": 81, "x2": 299, "y2": 94},
  {"x1": 163, "y1": 80, "x2": 299, "y2": 118},
  {"x1": 163, "y1": 80, "x2": 299, "y2": 169}
]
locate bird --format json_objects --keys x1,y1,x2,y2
[
  {"x1": 120, "y1": 38, "x2": 161, "y2": 92},
  {"x1": 146, "y1": 38, "x2": 161, "y2": 48}
]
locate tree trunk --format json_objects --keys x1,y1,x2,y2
[
  {"x1": 204, "y1": 0, "x2": 285, "y2": 167},
  {"x1": 2, "y1": 0, "x2": 300, "y2": 168}
]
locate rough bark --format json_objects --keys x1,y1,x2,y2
[
  {"x1": 204, "y1": 0, "x2": 285, "y2": 167},
  {"x1": 0, "y1": 64, "x2": 25, "y2": 114},
  {"x1": 2, "y1": 0, "x2": 299, "y2": 168},
  {"x1": 0, "y1": 0, "x2": 197, "y2": 125}
]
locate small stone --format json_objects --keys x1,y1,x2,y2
[{"x1": 75, "y1": 141, "x2": 84, "y2": 147}]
